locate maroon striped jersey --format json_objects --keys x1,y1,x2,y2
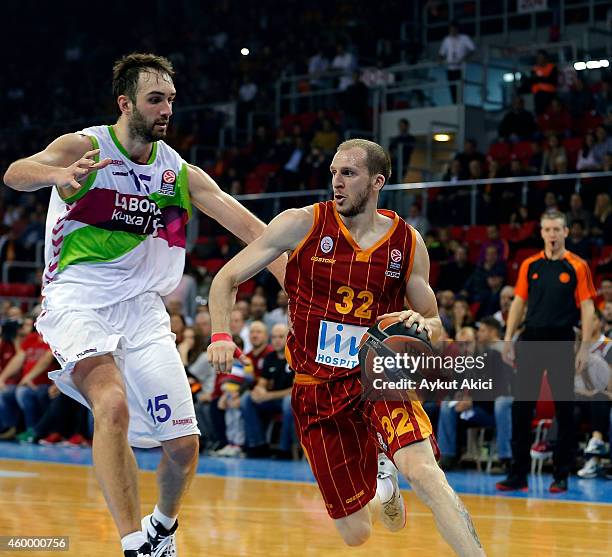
[{"x1": 285, "y1": 200, "x2": 416, "y2": 380}]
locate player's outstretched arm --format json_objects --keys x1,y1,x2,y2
[
  {"x1": 379, "y1": 229, "x2": 442, "y2": 343},
  {"x1": 3, "y1": 133, "x2": 111, "y2": 197},
  {"x1": 207, "y1": 206, "x2": 313, "y2": 373},
  {"x1": 187, "y1": 164, "x2": 287, "y2": 286}
]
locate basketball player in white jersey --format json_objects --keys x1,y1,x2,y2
[{"x1": 3, "y1": 53, "x2": 285, "y2": 557}]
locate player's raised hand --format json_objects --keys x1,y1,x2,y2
[
  {"x1": 207, "y1": 339, "x2": 238, "y2": 373},
  {"x1": 55, "y1": 149, "x2": 111, "y2": 192}
]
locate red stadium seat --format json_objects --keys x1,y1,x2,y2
[
  {"x1": 469, "y1": 302, "x2": 480, "y2": 317},
  {"x1": 298, "y1": 112, "x2": 318, "y2": 132},
  {"x1": 465, "y1": 225, "x2": 488, "y2": 244},
  {"x1": 449, "y1": 226, "x2": 465, "y2": 241},
  {"x1": 487, "y1": 142, "x2": 512, "y2": 166},
  {"x1": 520, "y1": 221, "x2": 537, "y2": 240},
  {"x1": 501, "y1": 221, "x2": 537, "y2": 242},
  {"x1": 0, "y1": 283, "x2": 36, "y2": 297},
  {"x1": 216, "y1": 235, "x2": 229, "y2": 249},
  {"x1": 514, "y1": 247, "x2": 540, "y2": 262},
  {"x1": 192, "y1": 258, "x2": 226, "y2": 275},
  {"x1": 512, "y1": 141, "x2": 533, "y2": 164},
  {"x1": 281, "y1": 114, "x2": 299, "y2": 132},
  {"x1": 573, "y1": 110, "x2": 603, "y2": 135},
  {"x1": 244, "y1": 174, "x2": 266, "y2": 194},
  {"x1": 467, "y1": 243, "x2": 481, "y2": 264},
  {"x1": 237, "y1": 279, "x2": 256, "y2": 299},
  {"x1": 507, "y1": 247, "x2": 540, "y2": 285},
  {"x1": 244, "y1": 163, "x2": 280, "y2": 194},
  {"x1": 563, "y1": 137, "x2": 583, "y2": 170}
]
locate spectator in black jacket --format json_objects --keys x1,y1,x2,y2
[
  {"x1": 565, "y1": 219, "x2": 592, "y2": 260},
  {"x1": 568, "y1": 77, "x2": 593, "y2": 120},
  {"x1": 463, "y1": 246, "x2": 507, "y2": 303},
  {"x1": 454, "y1": 139, "x2": 486, "y2": 176},
  {"x1": 341, "y1": 71, "x2": 369, "y2": 133},
  {"x1": 439, "y1": 245, "x2": 474, "y2": 292},
  {"x1": 389, "y1": 118, "x2": 416, "y2": 180},
  {"x1": 498, "y1": 96, "x2": 536, "y2": 142}
]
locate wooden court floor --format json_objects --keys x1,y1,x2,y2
[{"x1": 1, "y1": 459, "x2": 611, "y2": 556}]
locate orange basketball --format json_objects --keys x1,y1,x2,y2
[{"x1": 358, "y1": 316, "x2": 434, "y2": 386}]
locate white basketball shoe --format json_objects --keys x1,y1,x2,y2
[
  {"x1": 141, "y1": 515, "x2": 178, "y2": 557},
  {"x1": 377, "y1": 453, "x2": 406, "y2": 532}
]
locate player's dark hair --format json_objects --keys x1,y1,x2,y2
[
  {"x1": 112, "y1": 52, "x2": 174, "y2": 103},
  {"x1": 478, "y1": 316, "x2": 502, "y2": 337},
  {"x1": 337, "y1": 139, "x2": 392, "y2": 182}
]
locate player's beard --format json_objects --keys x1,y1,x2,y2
[
  {"x1": 338, "y1": 184, "x2": 371, "y2": 218},
  {"x1": 129, "y1": 106, "x2": 167, "y2": 143}
]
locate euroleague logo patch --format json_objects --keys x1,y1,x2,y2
[
  {"x1": 388, "y1": 248, "x2": 403, "y2": 273},
  {"x1": 162, "y1": 169, "x2": 176, "y2": 184},
  {"x1": 160, "y1": 169, "x2": 176, "y2": 196},
  {"x1": 320, "y1": 236, "x2": 334, "y2": 254}
]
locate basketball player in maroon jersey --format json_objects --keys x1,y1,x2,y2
[{"x1": 208, "y1": 139, "x2": 485, "y2": 556}]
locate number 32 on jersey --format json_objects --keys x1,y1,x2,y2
[
  {"x1": 380, "y1": 408, "x2": 415, "y2": 445},
  {"x1": 335, "y1": 286, "x2": 374, "y2": 319}
]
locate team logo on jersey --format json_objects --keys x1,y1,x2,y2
[
  {"x1": 316, "y1": 320, "x2": 367, "y2": 369},
  {"x1": 391, "y1": 249, "x2": 402, "y2": 263},
  {"x1": 320, "y1": 236, "x2": 334, "y2": 254},
  {"x1": 160, "y1": 169, "x2": 176, "y2": 196}
]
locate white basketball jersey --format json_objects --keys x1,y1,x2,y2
[{"x1": 42, "y1": 125, "x2": 191, "y2": 310}]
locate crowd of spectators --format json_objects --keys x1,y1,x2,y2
[{"x1": 2, "y1": 235, "x2": 610, "y2": 478}]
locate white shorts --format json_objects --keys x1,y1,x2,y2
[{"x1": 36, "y1": 291, "x2": 200, "y2": 448}]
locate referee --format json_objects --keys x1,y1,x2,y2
[{"x1": 496, "y1": 210, "x2": 596, "y2": 493}]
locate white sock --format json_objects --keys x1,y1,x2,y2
[
  {"x1": 376, "y1": 476, "x2": 394, "y2": 504},
  {"x1": 153, "y1": 505, "x2": 177, "y2": 530},
  {"x1": 121, "y1": 531, "x2": 147, "y2": 552}
]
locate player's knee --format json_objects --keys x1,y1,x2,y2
[
  {"x1": 91, "y1": 389, "x2": 129, "y2": 432},
  {"x1": 340, "y1": 524, "x2": 371, "y2": 547},
  {"x1": 401, "y1": 460, "x2": 446, "y2": 505},
  {"x1": 335, "y1": 516, "x2": 371, "y2": 547},
  {"x1": 163, "y1": 435, "x2": 199, "y2": 469}
]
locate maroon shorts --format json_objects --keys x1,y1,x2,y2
[{"x1": 292, "y1": 374, "x2": 438, "y2": 519}]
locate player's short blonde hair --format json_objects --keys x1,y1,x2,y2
[
  {"x1": 540, "y1": 209, "x2": 567, "y2": 226},
  {"x1": 337, "y1": 139, "x2": 392, "y2": 182}
]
